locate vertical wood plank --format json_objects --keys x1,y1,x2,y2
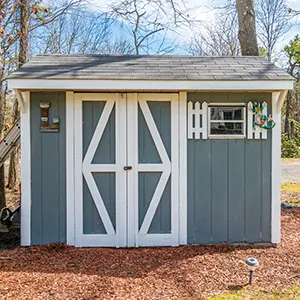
[
  {"x1": 261, "y1": 102, "x2": 268, "y2": 139},
  {"x1": 66, "y1": 91, "x2": 74, "y2": 245},
  {"x1": 194, "y1": 102, "x2": 200, "y2": 139},
  {"x1": 245, "y1": 141, "x2": 262, "y2": 242},
  {"x1": 211, "y1": 140, "x2": 228, "y2": 243},
  {"x1": 202, "y1": 102, "x2": 208, "y2": 139},
  {"x1": 187, "y1": 101, "x2": 193, "y2": 139},
  {"x1": 228, "y1": 140, "x2": 245, "y2": 242},
  {"x1": 247, "y1": 102, "x2": 253, "y2": 139},
  {"x1": 179, "y1": 92, "x2": 187, "y2": 244}
]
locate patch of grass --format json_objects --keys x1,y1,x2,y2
[
  {"x1": 281, "y1": 158, "x2": 300, "y2": 163},
  {"x1": 207, "y1": 286, "x2": 300, "y2": 300},
  {"x1": 281, "y1": 182, "x2": 300, "y2": 193},
  {"x1": 281, "y1": 182, "x2": 300, "y2": 206}
]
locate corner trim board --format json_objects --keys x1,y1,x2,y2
[
  {"x1": 271, "y1": 91, "x2": 281, "y2": 243},
  {"x1": 21, "y1": 91, "x2": 31, "y2": 246}
]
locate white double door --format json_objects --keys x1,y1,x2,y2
[{"x1": 74, "y1": 93, "x2": 179, "y2": 247}]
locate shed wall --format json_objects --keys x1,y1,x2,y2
[
  {"x1": 187, "y1": 92, "x2": 272, "y2": 244},
  {"x1": 30, "y1": 92, "x2": 66, "y2": 245}
]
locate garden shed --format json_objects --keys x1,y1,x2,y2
[{"x1": 8, "y1": 55, "x2": 294, "y2": 247}]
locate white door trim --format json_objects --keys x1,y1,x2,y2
[
  {"x1": 128, "y1": 93, "x2": 180, "y2": 247},
  {"x1": 74, "y1": 93, "x2": 127, "y2": 247},
  {"x1": 70, "y1": 92, "x2": 181, "y2": 247},
  {"x1": 179, "y1": 92, "x2": 187, "y2": 244},
  {"x1": 66, "y1": 91, "x2": 75, "y2": 245}
]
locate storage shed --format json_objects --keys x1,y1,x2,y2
[{"x1": 8, "y1": 55, "x2": 294, "y2": 247}]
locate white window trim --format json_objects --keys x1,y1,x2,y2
[{"x1": 208, "y1": 103, "x2": 246, "y2": 139}]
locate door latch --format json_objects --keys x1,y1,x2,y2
[{"x1": 123, "y1": 166, "x2": 132, "y2": 170}]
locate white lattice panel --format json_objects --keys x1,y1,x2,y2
[
  {"x1": 188, "y1": 101, "x2": 208, "y2": 139},
  {"x1": 247, "y1": 101, "x2": 268, "y2": 139}
]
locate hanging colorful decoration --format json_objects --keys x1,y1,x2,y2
[{"x1": 252, "y1": 103, "x2": 276, "y2": 129}]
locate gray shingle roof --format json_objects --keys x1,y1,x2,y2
[{"x1": 8, "y1": 55, "x2": 293, "y2": 81}]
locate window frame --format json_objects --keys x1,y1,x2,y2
[{"x1": 208, "y1": 103, "x2": 246, "y2": 139}]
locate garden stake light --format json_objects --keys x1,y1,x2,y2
[{"x1": 245, "y1": 258, "x2": 259, "y2": 285}]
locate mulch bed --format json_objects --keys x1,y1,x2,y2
[{"x1": 0, "y1": 208, "x2": 299, "y2": 299}]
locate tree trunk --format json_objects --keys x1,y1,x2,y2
[
  {"x1": 7, "y1": 0, "x2": 29, "y2": 190},
  {"x1": 236, "y1": 0, "x2": 259, "y2": 56},
  {"x1": 0, "y1": 54, "x2": 6, "y2": 209}
]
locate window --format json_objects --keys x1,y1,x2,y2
[{"x1": 208, "y1": 104, "x2": 246, "y2": 137}]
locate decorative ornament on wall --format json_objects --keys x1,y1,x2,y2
[
  {"x1": 252, "y1": 103, "x2": 276, "y2": 129},
  {"x1": 247, "y1": 101, "x2": 274, "y2": 140}
]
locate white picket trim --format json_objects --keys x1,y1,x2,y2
[
  {"x1": 187, "y1": 101, "x2": 208, "y2": 139},
  {"x1": 247, "y1": 102, "x2": 253, "y2": 139},
  {"x1": 261, "y1": 102, "x2": 268, "y2": 139},
  {"x1": 247, "y1": 101, "x2": 269, "y2": 139}
]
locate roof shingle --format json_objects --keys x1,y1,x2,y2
[{"x1": 8, "y1": 55, "x2": 293, "y2": 81}]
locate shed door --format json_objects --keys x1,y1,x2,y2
[
  {"x1": 74, "y1": 93, "x2": 127, "y2": 247},
  {"x1": 127, "y1": 93, "x2": 179, "y2": 247},
  {"x1": 74, "y1": 93, "x2": 179, "y2": 247}
]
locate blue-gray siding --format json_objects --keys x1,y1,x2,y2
[
  {"x1": 82, "y1": 101, "x2": 116, "y2": 234},
  {"x1": 187, "y1": 92, "x2": 272, "y2": 244},
  {"x1": 29, "y1": 91, "x2": 273, "y2": 245},
  {"x1": 138, "y1": 101, "x2": 171, "y2": 233},
  {"x1": 30, "y1": 92, "x2": 66, "y2": 245}
]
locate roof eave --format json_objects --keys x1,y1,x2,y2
[{"x1": 8, "y1": 78, "x2": 294, "y2": 91}]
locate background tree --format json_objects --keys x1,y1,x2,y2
[
  {"x1": 188, "y1": 12, "x2": 240, "y2": 56},
  {"x1": 109, "y1": 0, "x2": 192, "y2": 55},
  {"x1": 0, "y1": 0, "x2": 84, "y2": 207},
  {"x1": 283, "y1": 35, "x2": 300, "y2": 136},
  {"x1": 235, "y1": 0, "x2": 259, "y2": 55},
  {"x1": 256, "y1": 0, "x2": 291, "y2": 61}
]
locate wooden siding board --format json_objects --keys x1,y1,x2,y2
[
  {"x1": 58, "y1": 92, "x2": 66, "y2": 242},
  {"x1": 211, "y1": 140, "x2": 228, "y2": 243},
  {"x1": 187, "y1": 141, "x2": 196, "y2": 244},
  {"x1": 245, "y1": 140, "x2": 263, "y2": 242},
  {"x1": 228, "y1": 140, "x2": 245, "y2": 242},
  {"x1": 195, "y1": 140, "x2": 212, "y2": 243},
  {"x1": 187, "y1": 92, "x2": 272, "y2": 244},
  {"x1": 30, "y1": 93, "x2": 43, "y2": 245},
  {"x1": 31, "y1": 92, "x2": 66, "y2": 245}
]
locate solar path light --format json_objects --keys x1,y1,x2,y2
[{"x1": 245, "y1": 258, "x2": 259, "y2": 285}]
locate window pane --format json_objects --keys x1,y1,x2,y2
[
  {"x1": 210, "y1": 107, "x2": 243, "y2": 121},
  {"x1": 210, "y1": 122, "x2": 243, "y2": 135}
]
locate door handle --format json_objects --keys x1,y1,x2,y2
[{"x1": 124, "y1": 166, "x2": 132, "y2": 170}]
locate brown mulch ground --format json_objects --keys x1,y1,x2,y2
[{"x1": 0, "y1": 209, "x2": 299, "y2": 299}]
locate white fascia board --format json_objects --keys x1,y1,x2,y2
[{"x1": 8, "y1": 79, "x2": 294, "y2": 91}]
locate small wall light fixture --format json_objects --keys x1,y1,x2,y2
[{"x1": 245, "y1": 257, "x2": 259, "y2": 285}]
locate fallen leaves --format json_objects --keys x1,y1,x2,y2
[{"x1": 0, "y1": 208, "x2": 298, "y2": 299}]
